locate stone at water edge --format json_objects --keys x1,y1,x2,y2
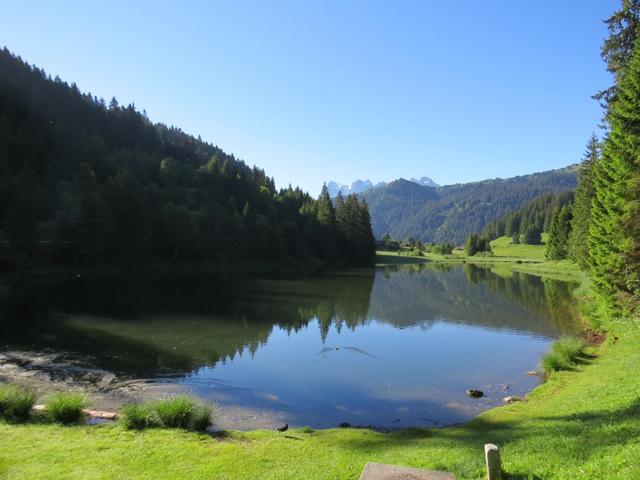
[
  {"x1": 466, "y1": 389, "x2": 484, "y2": 398},
  {"x1": 502, "y1": 396, "x2": 522, "y2": 404}
]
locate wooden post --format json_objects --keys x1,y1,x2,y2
[{"x1": 484, "y1": 443, "x2": 502, "y2": 480}]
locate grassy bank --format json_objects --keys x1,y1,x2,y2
[{"x1": 1, "y1": 241, "x2": 638, "y2": 479}]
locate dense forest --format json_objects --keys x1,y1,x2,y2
[
  {"x1": 0, "y1": 48, "x2": 375, "y2": 269},
  {"x1": 531, "y1": 1, "x2": 640, "y2": 311},
  {"x1": 481, "y1": 191, "x2": 575, "y2": 243},
  {"x1": 361, "y1": 167, "x2": 578, "y2": 244}
]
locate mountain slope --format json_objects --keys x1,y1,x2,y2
[
  {"x1": 361, "y1": 166, "x2": 578, "y2": 243},
  {"x1": 0, "y1": 48, "x2": 375, "y2": 267}
]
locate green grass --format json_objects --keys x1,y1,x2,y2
[
  {"x1": 120, "y1": 404, "x2": 157, "y2": 430},
  {"x1": 0, "y1": 322, "x2": 638, "y2": 479},
  {"x1": 376, "y1": 235, "x2": 548, "y2": 265},
  {"x1": 542, "y1": 337, "x2": 586, "y2": 373},
  {"x1": 489, "y1": 235, "x2": 547, "y2": 261},
  {"x1": 153, "y1": 396, "x2": 196, "y2": 429},
  {"x1": 44, "y1": 392, "x2": 87, "y2": 424},
  {"x1": 0, "y1": 384, "x2": 36, "y2": 423}
]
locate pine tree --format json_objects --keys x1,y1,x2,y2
[
  {"x1": 589, "y1": 38, "x2": 640, "y2": 304},
  {"x1": 316, "y1": 184, "x2": 336, "y2": 229},
  {"x1": 465, "y1": 234, "x2": 479, "y2": 256},
  {"x1": 357, "y1": 198, "x2": 376, "y2": 264},
  {"x1": 568, "y1": 135, "x2": 599, "y2": 269},
  {"x1": 596, "y1": 0, "x2": 640, "y2": 106},
  {"x1": 546, "y1": 204, "x2": 573, "y2": 260}
]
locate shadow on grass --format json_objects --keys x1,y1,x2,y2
[{"x1": 331, "y1": 397, "x2": 640, "y2": 477}]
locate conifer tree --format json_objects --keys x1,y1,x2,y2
[
  {"x1": 589, "y1": 38, "x2": 640, "y2": 303},
  {"x1": 546, "y1": 204, "x2": 573, "y2": 260},
  {"x1": 568, "y1": 135, "x2": 599, "y2": 269},
  {"x1": 596, "y1": 0, "x2": 640, "y2": 106}
]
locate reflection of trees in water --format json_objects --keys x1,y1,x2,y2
[
  {"x1": 462, "y1": 265, "x2": 579, "y2": 332},
  {"x1": 0, "y1": 271, "x2": 375, "y2": 376},
  {"x1": 0, "y1": 265, "x2": 577, "y2": 377},
  {"x1": 369, "y1": 264, "x2": 579, "y2": 336}
]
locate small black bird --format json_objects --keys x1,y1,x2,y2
[{"x1": 277, "y1": 423, "x2": 289, "y2": 433}]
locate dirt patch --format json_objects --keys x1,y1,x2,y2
[{"x1": 581, "y1": 330, "x2": 606, "y2": 346}]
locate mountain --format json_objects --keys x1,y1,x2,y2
[
  {"x1": 409, "y1": 176, "x2": 439, "y2": 188},
  {"x1": 361, "y1": 166, "x2": 579, "y2": 244},
  {"x1": 325, "y1": 176, "x2": 438, "y2": 197},
  {"x1": 0, "y1": 48, "x2": 375, "y2": 268}
]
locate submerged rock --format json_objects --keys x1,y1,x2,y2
[{"x1": 466, "y1": 389, "x2": 484, "y2": 398}]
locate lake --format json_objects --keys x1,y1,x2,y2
[{"x1": 0, "y1": 263, "x2": 579, "y2": 429}]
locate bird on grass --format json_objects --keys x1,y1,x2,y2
[{"x1": 277, "y1": 423, "x2": 289, "y2": 433}]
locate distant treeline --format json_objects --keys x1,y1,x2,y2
[{"x1": 0, "y1": 48, "x2": 375, "y2": 268}]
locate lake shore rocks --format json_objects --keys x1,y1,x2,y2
[{"x1": 502, "y1": 396, "x2": 522, "y2": 404}]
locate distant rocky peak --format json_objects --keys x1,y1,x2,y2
[
  {"x1": 409, "y1": 176, "x2": 439, "y2": 188},
  {"x1": 324, "y1": 176, "x2": 438, "y2": 196}
]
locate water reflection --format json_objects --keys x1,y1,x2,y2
[{"x1": 0, "y1": 264, "x2": 579, "y2": 427}]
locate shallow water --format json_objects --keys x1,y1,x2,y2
[{"x1": 0, "y1": 264, "x2": 579, "y2": 428}]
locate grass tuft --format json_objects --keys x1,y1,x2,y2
[
  {"x1": 0, "y1": 383, "x2": 36, "y2": 423},
  {"x1": 153, "y1": 396, "x2": 196, "y2": 429},
  {"x1": 190, "y1": 402, "x2": 213, "y2": 432},
  {"x1": 149, "y1": 396, "x2": 214, "y2": 431},
  {"x1": 45, "y1": 392, "x2": 87, "y2": 424},
  {"x1": 120, "y1": 404, "x2": 157, "y2": 430},
  {"x1": 542, "y1": 336, "x2": 585, "y2": 373}
]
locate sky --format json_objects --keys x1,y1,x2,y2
[{"x1": 1, "y1": 0, "x2": 617, "y2": 194}]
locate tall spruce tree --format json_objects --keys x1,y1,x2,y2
[
  {"x1": 568, "y1": 135, "x2": 599, "y2": 269},
  {"x1": 589, "y1": 38, "x2": 640, "y2": 304},
  {"x1": 546, "y1": 204, "x2": 573, "y2": 261},
  {"x1": 595, "y1": 0, "x2": 640, "y2": 107}
]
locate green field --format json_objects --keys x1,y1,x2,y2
[
  {"x1": 1, "y1": 248, "x2": 639, "y2": 479},
  {"x1": 377, "y1": 235, "x2": 550, "y2": 265}
]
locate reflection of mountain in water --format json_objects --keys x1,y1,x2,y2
[
  {"x1": 0, "y1": 265, "x2": 577, "y2": 378},
  {"x1": 370, "y1": 264, "x2": 578, "y2": 336}
]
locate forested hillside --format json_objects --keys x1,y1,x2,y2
[
  {"x1": 0, "y1": 48, "x2": 375, "y2": 269},
  {"x1": 482, "y1": 191, "x2": 575, "y2": 241},
  {"x1": 361, "y1": 167, "x2": 578, "y2": 244}
]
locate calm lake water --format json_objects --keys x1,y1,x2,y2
[{"x1": 0, "y1": 264, "x2": 579, "y2": 428}]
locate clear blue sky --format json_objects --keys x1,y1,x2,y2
[{"x1": 1, "y1": 0, "x2": 616, "y2": 194}]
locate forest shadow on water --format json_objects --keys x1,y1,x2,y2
[{"x1": 0, "y1": 264, "x2": 580, "y2": 428}]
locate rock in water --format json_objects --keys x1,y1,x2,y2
[
  {"x1": 502, "y1": 396, "x2": 522, "y2": 404},
  {"x1": 466, "y1": 389, "x2": 484, "y2": 398}
]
